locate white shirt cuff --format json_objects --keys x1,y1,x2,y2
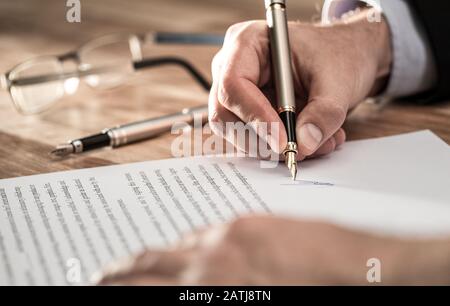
[{"x1": 322, "y1": 0, "x2": 437, "y2": 98}]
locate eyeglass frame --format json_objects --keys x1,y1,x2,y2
[{"x1": 0, "y1": 32, "x2": 224, "y2": 115}]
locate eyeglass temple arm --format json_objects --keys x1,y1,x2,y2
[
  {"x1": 149, "y1": 32, "x2": 224, "y2": 46},
  {"x1": 134, "y1": 57, "x2": 212, "y2": 91}
]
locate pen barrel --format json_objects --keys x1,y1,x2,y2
[
  {"x1": 266, "y1": 0, "x2": 296, "y2": 114},
  {"x1": 106, "y1": 105, "x2": 208, "y2": 147}
]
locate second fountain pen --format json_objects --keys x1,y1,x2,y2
[
  {"x1": 265, "y1": 0, "x2": 298, "y2": 180},
  {"x1": 50, "y1": 105, "x2": 208, "y2": 157}
]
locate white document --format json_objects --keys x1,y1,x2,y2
[{"x1": 0, "y1": 130, "x2": 449, "y2": 285}]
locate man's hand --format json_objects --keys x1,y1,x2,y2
[
  {"x1": 95, "y1": 216, "x2": 450, "y2": 285},
  {"x1": 209, "y1": 10, "x2": 392, "y2": 158}
]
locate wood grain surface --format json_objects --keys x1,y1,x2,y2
[{"x1": 0, "y1": 0, "x2": 448, "y2": 179}]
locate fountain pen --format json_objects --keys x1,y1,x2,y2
[
  {"x1": 265, "y1": 0, "x2": 298, "y2": 180},
  {"x1": 50, "y1": 105, "x2": 208, "y2": 157}
]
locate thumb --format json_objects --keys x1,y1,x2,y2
[{"x1": 295, "y1": 83, "x2": 349, "y2": 156}]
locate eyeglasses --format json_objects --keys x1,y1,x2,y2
[{"x1": 0, "y1": 32, "x2": 223, "y2": 115}]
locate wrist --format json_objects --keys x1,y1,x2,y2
[
  {"x1": 335, "y1": 8, "x2": 392, "y2": 95},
  {"x1": 335, "y1": 8, "x2": 392, "y2": 78}
]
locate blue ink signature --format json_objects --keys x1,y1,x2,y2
[{"x1": 280, "y1": 180, "x2": 334, "y2": 187}]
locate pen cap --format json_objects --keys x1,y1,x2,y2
[
  {"x1": 266, "y1": 0, "x2": 296, "y2": 112},
  {"x1": 265, "y1": 0, "x2": 286, "y2": 9}
]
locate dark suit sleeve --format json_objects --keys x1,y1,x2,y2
[{"x1": 407, "y1": 1, "x2": 450, "y2": 102}]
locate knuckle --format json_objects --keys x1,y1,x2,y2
[
  {"x1": 217, "y1": 73, "x2": 238, "y2": 108},
  {"x1": 211, "y1": 51, "x2": 223, "y2": 74},
  {"x1": 245, "y1": 113, "x2": 259, "y2": 127},
  {"x1": 208, "y1": 108, "x2": 221, "y2": 125},
  {"x1": 224, "y1": 22, "x2": 246, "y2": 42},
  {"x1": 225, "y1": 21, "x2": 264, "y2": 46},
  {"x1": 236, "y1": 21, "x2": 264, "y2": 44},
  {"x1": 208, "y1": 108, "x2": 225, "y2": 136}
]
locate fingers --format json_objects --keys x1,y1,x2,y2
[
  {"x1": 209, "y1": 21, "x2": 287, "y2": 154},
  {"x1": 311, "y1": 128, "x2": 346, "y2": 157},
  {"x1": 208, "y1": 80, "x2": 246, "y2": 153},
  {"x1": 209, "y1": 89, "x2": 280, "y2": 159},
  {"x1": 96, "y1": 249, "x2": 189, "y2": 286},
  {"x1": 210, "y1": 21, "x2": 352, "y2": 158},
  {"x1": 217, "y1": 69, "x2": 286, "y2": 155},
  {"x1": 334, "y1": 128, "x2": 347, "y2": 146},
  {"x1": 296, "y1": 78, "x2": 349, "y2": 156}
]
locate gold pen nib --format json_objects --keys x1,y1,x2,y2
[
  {"x1": 290, "y1": 162, "x2": 297, "y2": 181},
  {"x1": 285, "y1": 150, "x2": 298, "y2": 181}
]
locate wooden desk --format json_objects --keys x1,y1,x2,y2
[{"x1": 0, "y1": 0, "x2": 449, "y2": 179}]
